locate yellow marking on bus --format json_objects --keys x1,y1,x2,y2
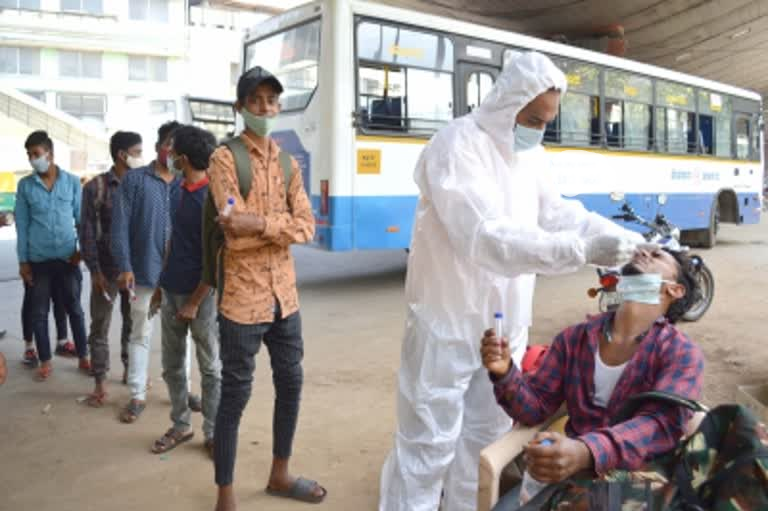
[
  {"x1": 356, "y1": 135, "x2": 758, "y2": 165},
  {"x1": 666, "y1": 94, "x2": 689, "y2": 106},
  {"x1": 357, "y1": 148, "x2": 382, "y2": 174},
  {"x1": 566, "y1": 74, "x2": 582, "y2": 86},
  {"x1": 624, "y1": 85, "x2": 638, "y2": 97},
  {"x1": 389, "y1": 45, "x2": 424, "y2": 58}
]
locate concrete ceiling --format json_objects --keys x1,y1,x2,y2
[{"x1": 382, "y1": 0, "x2": 768, "y2": 97}]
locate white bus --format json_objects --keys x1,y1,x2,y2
[{"x1": 242, "y1": 0, "x2": 763, "y2": 251}]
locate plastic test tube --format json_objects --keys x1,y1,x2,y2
[
  {"x1": 494, "y1": 312, "x2": 503, "y2": 348},
  {"x1": 102, "y1": 291, "x2": 112, "y2": 304},
  {"x1": 220, "y1": 197, "x2": 235, "y2": 217}
]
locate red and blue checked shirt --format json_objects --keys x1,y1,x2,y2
[{"x1": 491, "y1": 312, "x2": 704, "y2": 475}]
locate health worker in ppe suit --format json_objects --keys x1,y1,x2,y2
[{"x1": 379, "y1": 51, "x2": 645, "y2": 511}]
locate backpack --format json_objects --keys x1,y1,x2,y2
[
  {"x1": 519, "y1": 392, "x2": 768, "y2": 510},
  {"x1": 201, "y1": 136, "x2": 292, "y2": 294}
]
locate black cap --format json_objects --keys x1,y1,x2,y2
[{"x1": 236, "y1": 66, "x2": 284, "y2": 102}]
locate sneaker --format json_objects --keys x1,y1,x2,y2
[
  {"x1": 22, "y1": 348, "x2": 39, "y2": 368},
  {"x1": 78, "y1": 358, "x2": 92, "y2": 373},
  {"x1": 55, "y1": 341, "x2": 77, "y2": 358}
]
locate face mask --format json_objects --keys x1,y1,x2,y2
[
  {"x1": 241, "y1": 109, "x2": 276, "y2": 137},
  {"x1": 617, "y1": 273, "x2": 675, "y2": 305},
  {"x1": 31, "y1": 154, "x2": 50, "y2": 174},
  {"x1": 125, "y1": 155, "x2": 144, "y2": 169},
  {"x1": 514, "y1": 124, "x2": 544, "y2": 152}
]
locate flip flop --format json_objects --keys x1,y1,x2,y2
[
  {"x1": 266, "y1": 477, "x2": 327, "y2": 504},
  {"x1": 36, "y1": 365, "x2": 53, "y2": 382},
  {"x1": 85, "y1": 392, "x2": 108, "y2": 408},
  {"x1": 151, "y1": 428, "x2": 194, "y2": 454}
]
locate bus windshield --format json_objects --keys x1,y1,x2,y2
[{"x1": 244, "y1": 19, "x2": 321, "y2": 112}]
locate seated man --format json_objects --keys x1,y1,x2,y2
[{"x1": 481, "y1": 247, "x2": 704, "y2": 503}]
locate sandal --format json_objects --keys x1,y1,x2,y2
[
  {"x1": 151, "y1": 428, "x2": 194, "y2": 454},
  {"x1": 120, "y1": 399, "x2": 146, "y2": 423},
  {"x1": 85, "y1": 391, "x2": 108, "y2": 408},
  {"x1": 266, "y1": 477, "x2": 327, "y2": 504},
  {"x1": 36, "y1": 365, "x2": 53, "y2": 382}
]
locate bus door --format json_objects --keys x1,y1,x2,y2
[{"x1": 456, "y1": 62, "x2": 499, "y2": 115}]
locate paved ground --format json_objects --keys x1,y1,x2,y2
[{"x1": 0, "y1": 222, "x2": 766, "y2": 510}]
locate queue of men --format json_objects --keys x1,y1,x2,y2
[{"x1": 6, "y1": 52, "x2": 709, "y2": 511}]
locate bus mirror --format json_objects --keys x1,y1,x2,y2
[
  {"x1": 658, "y1": 194, "x2": 668, "y2": 205},
  {"x1": 610, "y1": 191, "x2": 625, "y2": 202}
]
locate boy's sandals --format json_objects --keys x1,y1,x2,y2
[
  {"x1": 266, "y1": 477, "x2": 327, "y2": 504},
  {"x1": 36, "y1": 365, "x2": 53, "y2": 382},
  {"x1": 85, "y1": 391, "x2": 108, "y2": 408},
  {"x1": 151, "y1": 428, "x2": 194, "y2": 454},
  {"x1": 120, "y1": 399, "x2": 146, "y2": 423}
]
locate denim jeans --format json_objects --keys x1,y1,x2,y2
[
  {"x1": 28, "y1": 260, "x2": 87, "y2": 362},
  {"x1": 160, "y1": 289, "x2": 220, "y2": 439},
  {"x1": 126, "y1": 286, "x2": 155, "y2": 401},
  {"x1": 88, "y1": 279, "x2": 132, "y2": 383}
]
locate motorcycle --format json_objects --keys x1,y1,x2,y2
[{"x1": 588, "y1": 195, "x2": 715, "y2": 322}]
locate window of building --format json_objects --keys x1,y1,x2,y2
[
  {"x1": 59, "y1": 50, "x2": 101, "y2": 78},
  {"x1": 129, "y1": 0, "x2": 168, "y2": 22},
  {"x1": 0, "y1": 0, "x2": 41, "y2": 9},
  {"x1": 22, "y1": 90, "x2": 45, "y2": 102},
  {"x1": 546, "y1": 58, "x2": 600, "y2": 146},
  {"x1": 604, "y1": 70, "x2": 652, "y2": 150},
  {"x1": 245, "y1": 19, "x2": 321, "y2": 112},
  {"x1": 0, "y1": 47, "x2": 40, "y2": 75},
  {"x1": 57, "y1": 93, "x2": 106, "y2": 122},
  {"x1": 60, "y1": 0, "x2": 102, "y2": 15},
  {"x1": 128, "y1": 56, "x2": 168, "y2": 82},
  {"x1": 355, "y1": 20, "x2": 454, "y2": 134}
]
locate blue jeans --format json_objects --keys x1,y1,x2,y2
[
  {"x1": 22, "y1": 281, "x2": 69, "y2": 343},
  {"x1": 28, "y1": 260, "x2": 87, "y2": 362}
]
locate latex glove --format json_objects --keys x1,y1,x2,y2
[
  {"x1": 623, "y1": 230, "x2": 646, "y2": 245},
  {"x1": 585, "y1": 235, "x2": 636, "y2": 267}
]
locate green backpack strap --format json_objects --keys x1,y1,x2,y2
[
  {"x1": 222, "y1": 137, "x2": 253, "y2": 199},
  {"x1": 278, "y1": 150, "x2": 292, "y2": 192}
]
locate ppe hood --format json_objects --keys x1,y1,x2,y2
[{"x1": 473, "y1": 51, "x2": 567, "y2": 158}]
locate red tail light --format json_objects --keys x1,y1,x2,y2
[{"x1": 600, "y1": 274, "x2": 619, "y2": 288}]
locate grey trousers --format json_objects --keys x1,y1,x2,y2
[
  {"x1": 88, "y1": 280, "x2": 132, "y2": 383},
  {"x1": 161, "y1": 289, "x2": 220, "y2": 440},
  {"x1": 214, "y1": 307, "x2": 304, "y2": 486}
]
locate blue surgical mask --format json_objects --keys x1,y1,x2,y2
[
  {"x1": 514, "y1": 124, "x2": 544, "y2": 152},
  {"x1": 617, "y1": 273, "x2": 675, "y2": 305},
  {"x1": 241, "y1": 109, "x2": 276, "y2": 137},
  {"x1": 30, "y1": 154, "x2": 50, "y2": 175}
]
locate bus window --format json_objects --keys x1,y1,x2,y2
[
  {"x1": 244, "y1": 19, "x2": 320, "y2": 112},
  {"x1": 356, "y1": 20, "x2": 454, "y2": 135},
  {"x1": 358, "y1": 65, "x2": 406, "y2": 130},
  {"x1": 736, "y1": 115, "x2": 752, "y2": 160},
  {"x1": 665, "y1": 108, "x2": 696, "y2": 154},
  {"x1": 466, "y1": 71, "x2": 493, "y2": 112},
  {"x1": 408, "y1": 68, "x2": 453, "y2": 132},
  {"x1": 547, "y1": 58, "x2": 599, "y2": 146},
  {"x1": 604, "y1": 70, "x2": 652, "y2": 150},
  {"x1": 699, "y1": 91, "x2": 732, "y2": 157}
]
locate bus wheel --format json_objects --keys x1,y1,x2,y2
[{"x1": 699, "y1": 200, "x2": 719, "y2": 249}]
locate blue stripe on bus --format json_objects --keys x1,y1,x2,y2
[{"x1": 310, "y1": 192, "x2": 760, "y2": 251}]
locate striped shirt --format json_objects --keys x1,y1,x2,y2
[{"x1": 491, "y1": 312, "x2": 704, "y2": 475}]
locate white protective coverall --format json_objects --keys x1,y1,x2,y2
[{"x1": 379, "y1": 52, "x2": 636, "y2": 511}]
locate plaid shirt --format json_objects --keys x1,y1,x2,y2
[
  {"x1": 80, "y1": 169, "x2": 122, "y2": 280},
  {"x1": 491, "y1": 312, "x2": 704, "y2": 475}
]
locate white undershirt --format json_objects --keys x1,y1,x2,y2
[{"x1": 593, "y1": 349, "x2": 628, "y2": 408}]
